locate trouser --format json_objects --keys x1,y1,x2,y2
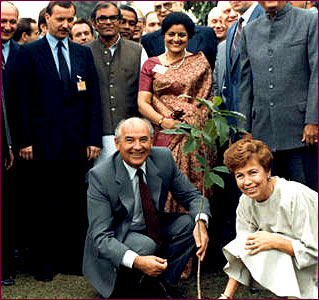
[
  {"x1": 111, "y1": 213, "x2": 195, "y2": 297},
  {"x1": 272, "y1": 146, "x2": 318, "y2": 191}
]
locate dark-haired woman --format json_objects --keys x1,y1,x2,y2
[
  {"x1": 218, "y1": 139, "x2": 318, "y2": 299},
  {"x1": 138, "y1": 12, "x2": 216, "y2": 214}
]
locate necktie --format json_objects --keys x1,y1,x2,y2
[
  {"x1": 1, "y1": 44, "x2": 5, "y2": 70},
  {"x1": 231, "y1": 17, "x2": 244, "y2": 62},
  {"x1": 57, "y1": 41, "x2": 71, "y2": 99},
  {"x1": 136, "y1": 168, "x2": 162, "y2": 246}
]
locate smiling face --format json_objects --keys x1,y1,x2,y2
[
  {"x1": 164, "y1": 24, "x2": 188, "y2": 55},
  {"x1": 208, "y1": 8, "x2": 227, "y2": 42},
  {"x1": 234, "y1": 157, "x2": 272, "y2": 202},
  {"x1": 1, "y1": 2, "x2": 18, "y2": 42},
  {"x1": 220, "y1": 1, "x2": 238, "y2": 28},
  {"x1": 115, "y1": 119, "x2": 152, "y2": 169},
  {"x1": 154, "y1": 1, "x2": 184, "y2": 23},
  {"x1": 45, "y1": 4, "x2": 75, "y2": 40},
  {"x1": 119, "y1": 9, "x2": 137, "y2": 40}
]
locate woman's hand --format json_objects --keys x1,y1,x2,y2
[
  {"x1": 245, "y1": 231, "x2": 294, "y2": 256},
  {"x1": 161, "y1": 118, "x2": 180, "y2": 130}
]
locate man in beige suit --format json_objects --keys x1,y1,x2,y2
[{"x1": 88, "y1": 2, "x2": 148, "y2": 164}]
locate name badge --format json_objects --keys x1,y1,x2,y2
[
  {"x1": 77, "y1": 75, "x2": 87, "y2": 92},
  {"x1": 152, "y1": 64, "x2": 168, "y2": 74}
]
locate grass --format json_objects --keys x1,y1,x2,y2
[{"x1": 1, "y1": 269, "x2": 278, "y2": 299}]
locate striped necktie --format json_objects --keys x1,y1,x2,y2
[{"x1": 231, "y1": 17, "x2": 244, "y2": 62}]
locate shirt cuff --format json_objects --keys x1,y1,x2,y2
[
  {"x1": 121, "y1": 250, "x2": 139, "y2": 269},
  {"x1": 195, "y1": 213, "x2": 209, "y2": 228}
]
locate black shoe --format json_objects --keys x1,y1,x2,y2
[
  {"x1": 1, "y1": 276, "x2": 15, "y2": 287},
  {"x1": 141, "y1": 276, "x2": 185, "y2": 299}
]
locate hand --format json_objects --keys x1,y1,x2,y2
[
  {"x1": 4, "y1": 149, "x2": 14, "y2": 170},
  {"x1": 302, "y1": 124, "x2": 318, "y2": 146},
  {"x1": 193, "y1": 221, "x2": 209, "y2": 261},
  {"x1": 133, "y1": 255, "x2": 167, "y2": 277},
  {"x1": 87, "y1": 146, "x2": 101, "y2": 160},
  {"x1": 19, "y1": 146, "x2": 33, "y2": 160},
  {"x1": 161, "y1": 118, "x2": 181, "y2": 130},
  {"x1": 245, "y1": 231, "x2": 278, "y2": 255}
]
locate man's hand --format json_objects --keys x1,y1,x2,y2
[
  {"x1": 4, "y1": 149, "x2": 14, "y2": 170},
  {"x1": 19, "y1": 146, "x2": 33, "y2": 160},
  {"x1": 193, "y1": 221, "x2": 209, "y2": 262},
  {"x1": 87, "y1": 146, "x2": 101, "y2": 161},
  {"x1": 133, "y1": 255, "x2": 167, "y2": 277},
  {"x1": 302, "y1": 124, "x2": 318, "y2": 146}
]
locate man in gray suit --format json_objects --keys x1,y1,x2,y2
[
  {"x1": 240, "y1": 1, "x2": 318, "y2": 191},
  {"x1": 83, "y1": 117, "x2": 210, "y2": 299}
]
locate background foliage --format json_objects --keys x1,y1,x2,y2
[{"x1": 184, "y1": 1, "x2": 217, "y2": 25}]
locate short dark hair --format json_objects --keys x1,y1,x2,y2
[
  {"x1": 46, "y1": 1, "x2": 76, "y2": 16},
  {"x1": 224, "y1": 139, "x2": 273, "y2": 173},
  {"x1": 70, "y1": 18, "x2": 94, "y2": 39},
  {"x1": 12, "y1": 18, "x2": 37, "y2": 41},
  {"x1": 38, "y1": 7, "x2": 47, "y2": 33},
  {"x1": 91, "y1": 1, "x2": 121, "y2": 21},
  {"x1": 119, "y1": 5, "x2": 138, "y2": 23},
  {"x1": 161, "y1": 12, "x2": 195, "y2": 39}
]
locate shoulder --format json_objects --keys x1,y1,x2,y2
[
  {"x1": 149, "y1": 147, "x2": 174, "y2": 166},
  {"x1": 24, "y1": 37, "x2": 46, "y2": 51},
  {"x1": 121, "y1": 38, "x2": 143, "y2": 52},
  {"x1": 276, "y1": 177, "x2": 318, "y2": 209},
  {"x1": 142, "y1": 30, "x2": 161, "y2": 43},
  {"x1": 195, "y1": 25, "x2": 215, "y2": 37}
]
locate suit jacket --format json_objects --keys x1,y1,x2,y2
[
  {"x1": 212, "y1": 41, "x2": 226, "y2": 98},
  {"x1": 239, "y1": 3, "x2": 318, "y2": 151},
  {"x1": 83, "y1": 147, "x2": 211, "y2": 298},
  {"x1": 19, "y1": 37, "x2": 102, "y2": 160},
  {"x1": 2, "y1": 40, "x2": 22, "y2": 149},
  {"x1": 141, "y1": 26, "x2": 218, "y2": 69},
  {"x1": 224, "y1": 4, "x2": 264, "y2": 126}
]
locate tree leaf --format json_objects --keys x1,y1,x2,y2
[
  {"x1": 161, "y1": 129, "x2": 187, "y2": 135},
  {"x1": 193, "y1": 167, "x2": 204, "y2": 173},
  {"x1": 213, "y1": 166, "x2": 230, "y2": 174},
  {"x1": 208, "y1": 172, "x2": 225, "y2": 189},
  {"x1": 195, "y1": 154, "x2": 207, "y2": 168},
  {"x1": 214, "y1": 116, "x2": 230, "y2": 146},
  {"x1": 183, "y1": 137, "x2": 199, "y2": 153},
  {"x1": 212, "y1": 96, "x2": 222, "y2": 108}
]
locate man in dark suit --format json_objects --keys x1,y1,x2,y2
[
  {"x1": 83, "y1": 117, "x2": 210, "y2": 299},
  {"x1": 18, "y1": 1, "x2": 102, "y2": 281},
  {"x1": 224, "y1": 1, "x2": 264, "y2": 129},
  {"x1": 141, "y1": 1, "x2": 218, "y2": 69}
]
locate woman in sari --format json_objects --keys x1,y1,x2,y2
[{"x1": 138, "y1": 11, "x2": 216, "y2": 213}]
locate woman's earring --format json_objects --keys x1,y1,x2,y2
[{"x1": 267, "y1": 175, "x2": 271, "y2": 181}]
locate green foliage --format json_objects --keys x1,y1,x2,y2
[
  {"x1": 184, "y1": 1, "x2": 218, "y2": 25},
  {"x1": 163, "y1": 95, "x2": 247, "y2": 190}
]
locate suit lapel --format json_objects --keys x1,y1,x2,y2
[
  {"x1": 115, "y1": 156, "x2": 135, "y2": 216},
  {"x1": 37, "y1": 37, "x2": 63, "y2": 86}
]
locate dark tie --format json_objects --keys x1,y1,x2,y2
[
  {"x1": 1, "y1": 44, "x2": 5, "y2": 70},
  {"x1": 136, "y1": 168, "x2": 162, "y2": 246},
  {"x1": 231, "y1": 17, "x2": 244, "y2": 62},
  {"x1": 57, "y1": 41, "x2": 71, "y2": 99}
]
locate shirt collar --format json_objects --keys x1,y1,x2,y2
[
  {"x1": 2, "y1": 40, "x2": 10, "y2": 52},
  {"x1": 123, "y1": 160, "x2": 147, "y2": 181},
  {"x1": 241, "y1": 2, "x2": 258, "y2": 27},
  {"x1": 46, "y1": 32, "x2": 69, "y2": 50}
]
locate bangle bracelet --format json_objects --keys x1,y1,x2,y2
[
  {"x1": 221, "y1": 293, "x2": 230, "y2": 299},
  {"x1": 158, "y1": 116, "x2": 165, "y2": 127}
]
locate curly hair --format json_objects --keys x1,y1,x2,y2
[
  {"x1": 224, "y1": 139, "x2": 273, "y2": 173},
  {"x1": 161, "y1": 12, "x2": 195, "y2": 39}
]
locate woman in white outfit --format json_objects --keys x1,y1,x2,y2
[{"x1": 218, "y1": 139, "x2": 318, "y2": 299}]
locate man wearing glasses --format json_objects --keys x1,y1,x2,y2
[
  {"x1": 88, "y1": 2, "x2": 148, "y2": 164},
  {"x1": 141, "y1": 1, "x2": 218, "y2": 69}
]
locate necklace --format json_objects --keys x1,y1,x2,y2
[{"x1": 165, "y1": 50, "x2": 186, "y2": 69}]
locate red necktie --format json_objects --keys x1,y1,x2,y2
[{"x1": 136, "y1": 168, "x2": 162, "y2": 246}]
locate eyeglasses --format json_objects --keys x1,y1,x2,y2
[
  {"x1": 154, "y1": 2, "x2": 175, "y2": 12},
  {"x1": 96, "y1": 14, "x2": 120, "y2": 24},
  {"x1": 120, "y1": 18, "x2": 137, "y2": 26}
]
